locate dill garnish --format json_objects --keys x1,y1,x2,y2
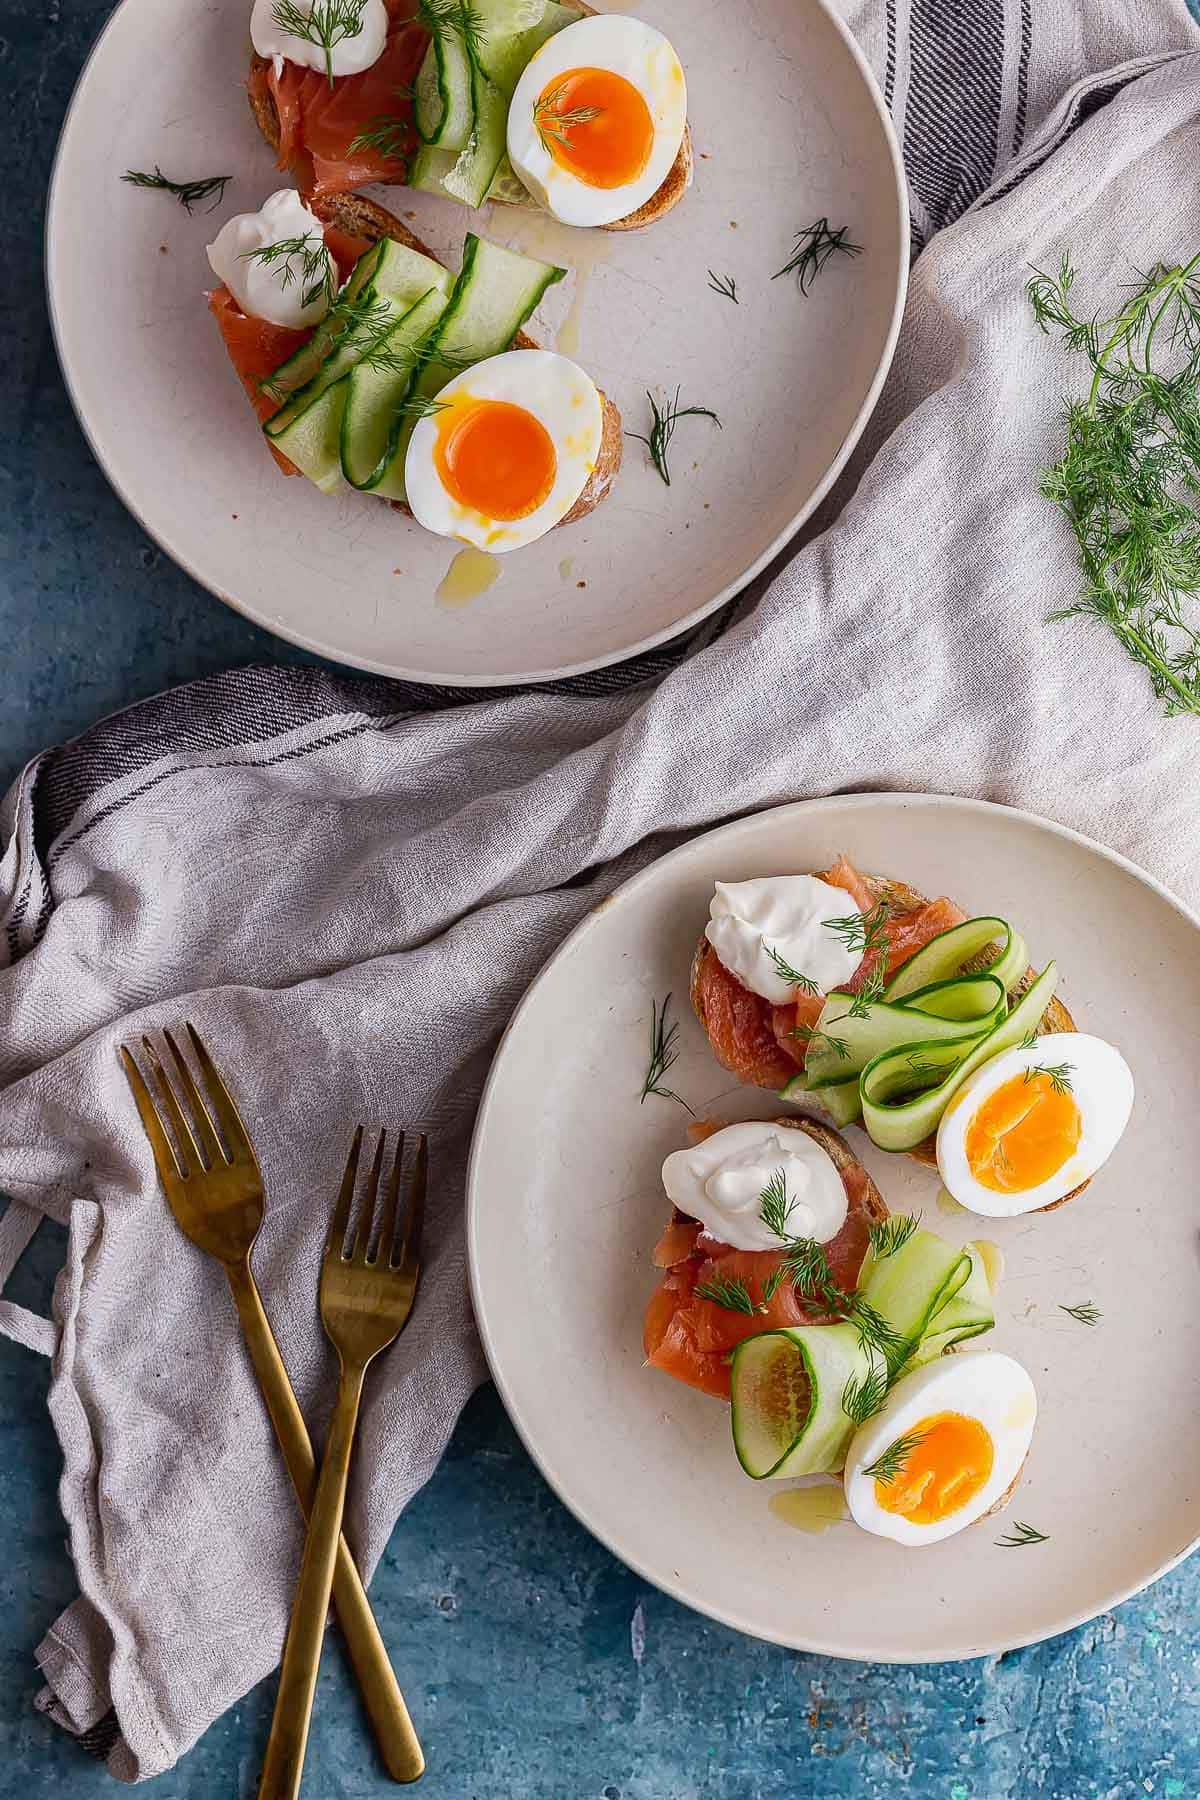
[
  {"x1": 271, "y1": 0, "x2": 371, "y2": 86},
  {"x1": 773, "y1": 218, "x2": 861, "y2": 294},
  {"x1": 863, "y1": 1428, "x2": 928, "y2": 1486},
  {"x1": 348, "y1": 85, "x2": 417, "y2": 161},
  {"x1": 823, "y1": 901, "x2": 891, "y2": 960},
  {"x1": 121, "y1": 168, "x2": 231, "y2": 214},
  {"x1": 639, "y1": 993, "x2": 693, "y2": 1113},
  {"x1": 867, "y1": 1214, "x2": 921, "y2": 1261},
  {"x1": 694, "y1": 1275, "x2": 764, "y2": 1316},
  {"x1": 533, "y1": 79, "x2": 603, "y2": 153},
  {"x1": 707, "y1": 271, "x2": 738, "y2": 304},
  {"x1": 759, "y1": 1180, "x2": 907, "y2": 1368},
  {"x1": 791, "y1": 1020, "x2": 851, "y2": 1061},
  {"x1": 764, "y1": 944, "x2": 819, "y2": 994},
  {"x1": 1028, "y1": 250, "x2": 1200, "y2": 718},
  {"x1": 628, "y1": 387, "x2": 722, "y2": 487},
  {"x1": 418, "y1": 0, "x2": 486, "y2": 59},
  {"x1": 1023, "y1": 1061, "x2": 1074, "y2": 1096},
  {"x1": 1059, "y1": 1300, "x2": 1102, "y2": 1326},
  {"x1": 241, "y1": 235, "x2": 337, "y2": 312},
  {"x1": 995, "y1": 1520, "x2": 1049, "y2": 1548},
  {"x1": 841, "y1": 1364, "x2": 888, "y2": 1426}
]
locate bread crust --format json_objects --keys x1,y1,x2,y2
[
  {"x1": 690, "y1": 870, "x2": 1087, "y2": 1211},
  {"x1": 304, "y1": 194, "x2": 621, "y2": 525},
  {"x1": 247, "y1": 2, "x2": 693, "y2": 231}
]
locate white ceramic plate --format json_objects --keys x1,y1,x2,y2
[
  {"x1": 46, "y1": 0, "x2": 906, "y2": 685},
  {"x1": 468, "y1": 795, "x2": 1200, "y2": 1660}
]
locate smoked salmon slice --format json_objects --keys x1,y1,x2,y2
[
  {"x1": 692, "y1": 857, "x2": 967, "y2": 1091},
  {"x1": 207, "y1": 222, "x2": 372, "y2": 473},
  {"x1": 643, "y1": 1150, "x2": 880, "y2": 1401},
  {"x1": 250, "y1": 1, "x2": 427, "y2": 199}
]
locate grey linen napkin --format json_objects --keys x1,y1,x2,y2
[{"x1": 4, "y1": 12, "x2": 1200, "y2": 1785}]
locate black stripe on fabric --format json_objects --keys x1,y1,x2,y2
[
  {"x1": 904, "y1": 0, "x2": 1007, "y2": 235},
  {"x1": 981, "y1": 71, "x2": 1144, "y2": 211},
  {"x1": 1014, "y1": 0, "x2": 1032, "y2": 153},
  {"x1": 77, "y1": 1711, "x2": 120, "y2": 1761},
  {"x1": 884, "y1": 0, "x2": 897, "y2": 108}
]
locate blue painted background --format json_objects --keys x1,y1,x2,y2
[{"x1": 3, "y1": 3, "x2": 1200, "y2": 1795}]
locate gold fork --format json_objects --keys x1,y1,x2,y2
[
  {"x1": 259, "y1": 1127, "x2": 424, "y2": 1800},
  {"x1": 120, "y1": 1028, "x2": 424, "y2": 1784}
]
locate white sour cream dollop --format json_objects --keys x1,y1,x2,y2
[
  {"x1": 704, "y1": 875, "x2": 863, "y2": 1004},
  {"x1": 207, "y1": 189, "x2": 334, "y2": 329},
  {"x1": 661, "y1": 1122, "x2": 848, "y2": 1252},
  {"x1": 250, "y1": 0, "x2": 389, "y2": 78}
]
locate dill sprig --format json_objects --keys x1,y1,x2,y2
[
  {"x1": 867, "y1": 1214, "x2": 921, "y2": 1261},
  {"x1": 418, "y1": 0, "x2": 486, "y2": 60},
  {"x1": 823, "y1": 901, "x2": 892, "y2": 960},
  {"x1": 757, "y1": 1167, "x2": 792, "y2": 1239},
  {"x1": 1059, "y1": 1300, "x2": 1102, "y2": 1326},
  {"x1": 863, "y1": 1428, "x2": 928, "y2": 1486},
  {"x1": 272, "y1": 0, "x2": 372, "y2": 85},
  {"x1": 694, "y1": 1274, "x2": 764, "y2": 1316},
  {"x1": 121, "y1": 168, "x2": 231, "y2": 214},
  {"x1": 639, "y1": 993, "x2": 693, "y2": 1113},
  {"x1": 241, "y1": 234, "x2": 336, "y2": 312},
  {"x1": 533, "y1": 79, "x2": 603, "y2": 153},
  {"x1": 1023, "y1": 1061, "x2": 1074, "y2": 1095},
  {"x1": 791, "y1": 1020, "x2": 851, "y2": 1061},
  {"x1": 759, "y1": 1180, "x2": 907, "y2": 1368},
  {"x1": 1019, "y1": 1030, "x2": 1040, "y2": 1051},
  {"x1": 628, "y1": 387, "x2": 722, "y2": 487},
  {"x1": 995, "y1": 1521, "x2": 1049, "y2": 1548},
  {"x1": 764, "y1": 944, "x2": 820, "y2": 995},
  {"x1": 841, "y1": 1364, "x2": 888, "y2": 1427},
  {"x1": 773, "y1": 218, "x2": 861, "y2": 294},
  {"x1": 348, "y1": 85, "x2": 416, "y2": 161},
  {"x1": 1028, "y1": 250, "x2": 1200, "y2": 718},
  {"x1": 707, "y1": 271, "x2": 738, "y2": 304}
]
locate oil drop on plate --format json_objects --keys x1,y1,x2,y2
[
  {"x1": 437, "y1": 547, "x2": 501, "y2": 608},
  {"x1": 769, "y1": 1484, "x2": 848, "y2": 1534}
]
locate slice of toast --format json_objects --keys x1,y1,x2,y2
[
  {"x1": 689, "y1": 869, "x2": 1085, "y2": 1210},
  {"x1": 248, "y1": 1, "x2": 692, "y2": 232},
  {"x1": 298, "y1": 193, "x2": 622, "y2": 522}
]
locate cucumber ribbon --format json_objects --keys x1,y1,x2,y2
[
  {"x1": 781, "y1": 916, "x2": 1059, "y2": 1151},
  {"x1": 730, "y1": 1230, "x2": 995, "y2": 1480}
]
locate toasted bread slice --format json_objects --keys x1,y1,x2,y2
[
  {"x1": 689, "y1": 871, "x2": 1084, "y2": 1210},
  {"x1": 303, "y1": 194, "x2": 622, "y2": 523},
  {"x1": 248, "y1": 0, "x2": 692, "y2": 231}
]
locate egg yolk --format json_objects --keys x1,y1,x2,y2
[
  {"x1": 534, "y1": 67, "x2": 655, "y2": 189},
  {"x1": 964, "y1": 1070, "x2": 1082, "y2": 1193},
  {"x1": 434, "y1": 397, "x2": 557, "y2": 522},
  {"x1": 874, "y1": 1411, "x2": 995, "y2": 1524}
]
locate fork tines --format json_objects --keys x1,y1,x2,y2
[{"x1": 330, "y1": 1128, "x2": 426, "y2": 1271}]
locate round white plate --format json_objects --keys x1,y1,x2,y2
[
  {"x1": 468, "y1": 795, "x2": 1200, "y2": 1660},
  {"x1": 46, "y1": 0, "x2": 906, "y2": 685}
]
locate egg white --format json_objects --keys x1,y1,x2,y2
[
  {"x1": 844, "y1": 1353, "x2": 1037, "y2": 1547},
  {"x1": 507, "y1": 15, "x2": 687, "y2": 228},
  {"x1": 936, "y1": 1032, "x2": 1134, "y2": 1218},
  {"x1": 404, "y1": 349, "x2": 603, "y2": 553}
]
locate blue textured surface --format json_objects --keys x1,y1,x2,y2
[{"x1": 4, "y1": 4, "x2": 1200, "y2": 1796}]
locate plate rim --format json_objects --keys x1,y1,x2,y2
[
  {"x1": 466, "y1": 792, "x2": 1200, "y2": 1661},
  {"x1": 44, "y1": 0, "x2": 910, "y2": 688}
]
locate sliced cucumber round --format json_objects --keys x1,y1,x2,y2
[
  {"x1": 884, "y1": 917, "x2": 1027, "y2": 1003},
  {"x1": 802, "y1": 974, "x2": 1005, "y2": 1092},
  {"x1": 731, "y1": 1324, "x2": 880, "y2": 1481}
]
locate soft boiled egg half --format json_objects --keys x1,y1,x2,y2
[
  {"x1": 507, "y1": 14, "x2": 687, "y2": 227},
  {"x1": 936, "y1": 1032, "x2": 1134, "y2": 1217},
  {"x1": 844, "y1": 1353, "x2": 1038, "y2": 1546},
  {"x1": 404, "y1": 349, "x2": 603, "y2": 552}
]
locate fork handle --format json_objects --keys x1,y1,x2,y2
[
  {"x1": 259, "y1": 1361, "x2": 366, "y2": 1800},
  {"x1": 227, "y1": 1265, "x2": 423, "y2": 1783}
]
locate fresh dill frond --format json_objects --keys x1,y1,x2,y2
[
  {"x1": 841, "y1": 962, "x2": 888, "y2": 1020},
  {"x1": 758, "y1": 1167, "x2": 792, "y2": 1240},
  {"x1": 823, "y1": 901, "x2": 892, "y2": 960},
  {"x1": 843, "y1": 1295, "x2": 908, "y2": 1367},
  {"x1": 761, "y1": 1263, "x2": 788, "y2": 1304},
  {"x1": 1059, "y1": 1300, "x2": 1102, "y2": 1326},
  {"x1": 867, "y1": 1214, "x2": 921, "y2": 1261},
  {"x1": 862, "y1": 1428, "x2": 928, "y2": 1486},
  {"x1": 418, "y1": 0, "x2": 486, "y2": 60},
  {"x1": 995, "y1": 1520, "x2": 1049, "y2": 1548},
  {"x1": 271, "y1": 0, "x2": 371, "y2": 85},
  {"x1": 628, "y1": 387, "x2": 722, "y2": 487},
  {"x1": 791, "y1": 1020, "x2": 851, "y2": 1061},
  {"x1": 533, "y1": 78, "x2": 602, "y2": 153},
  {"x1": 694, "y1": 1275, "x2": 763, "y2": 1316},
  {"x1": 639, "y1": 993, "x2": 693, "y2": 1113},
  {"x1": 1023, "y1": 1061, "x2": 1074, "y2": 1095},
  {"x1": 841, "y1": 1364, "x2": 888, "y2": 1426},
  {"x1": 1019, "y1": 1030, "x2": 1040, "y2": 1051},
  {"x1": 241, "y1": 234, "x2": 337, "y2": 311},
  {"x1": 707, "y1": 270, "x2": 738, "y2": 304},
  {"x1": 121, "y1": 168, "x2": 231, "y2": 213},
  {"x1": 348, "y1": 87, "x2": 416, "y2": 161},
  {"x1": 773, "y1": 218, "x2": 861, "y2": 294},
  {"x1": 777, "y1": 1238, "x2": 834, "y2": 1300},
  {"x1": 764, "y1": 944, "x2": 820, "y2": 994},
  {"x1": 1028, "y1": 249, "x2": 1200, "y2": 719},
  {"x1": 905, "y1": 1051, "x2": 942, "y2": 1082}
]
